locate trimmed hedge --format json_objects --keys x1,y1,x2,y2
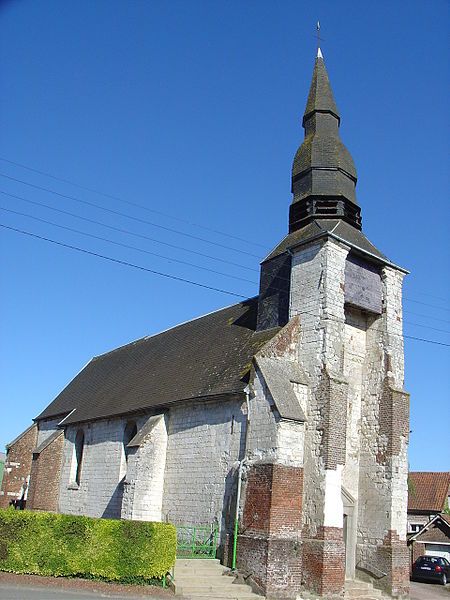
[{"x1": 0, "y1": 509, "x2": 176, "y2": 583}]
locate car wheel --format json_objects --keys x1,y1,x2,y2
[{"x1": 441, "y1": 573, "x2": 447, "y2": 586}]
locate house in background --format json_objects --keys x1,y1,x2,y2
[
  {"x1": 407, "y1": 472, "x2": 450, "y2": 534},
  {"x1": 407, "y1": 472, "x2": 450, "y2": 568},
  {"x1": 408, "y1": 514, "x2": 450, "y2": 567}
]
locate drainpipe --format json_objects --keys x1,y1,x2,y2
[{"x1": 232, "y1": 384, "x2": 251, "y2": 570}]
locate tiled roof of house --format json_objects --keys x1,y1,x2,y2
[
  {"x1": 408, "y1": 472, "x2": 450, "y2": 512},
  {"x1": 35, "y1": 298, "x2": 279, "y2": 425}
]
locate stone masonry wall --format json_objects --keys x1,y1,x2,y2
[
  {"x1": 289, "y1": 238, "x2": 349, "y2": 596},
  {"x1": 357, "y1": 265, "x2": 409, "y2": 598},
  {"x1": 58, "y1": 416, "x2": 146, "y2": 518},
  {"x1": 0, "y1": 424, "x2": 37, "y2": 508},
  {"x1": 238, "y1": 321, "x2": 306, "y2": 598},
  {"x1": 162, "y1": 396, "x2": 247, "y2": 541},
  {"x1": 121, "y1": 414, "x2": 168, "y2": 521}
]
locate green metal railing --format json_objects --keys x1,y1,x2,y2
[{"x1": 176, "y1": 523, "x2": 218, "y2": 559}]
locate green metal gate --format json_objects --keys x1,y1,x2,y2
[{"x1": 176, "y1": 523, "x2": 218, "y2": 559}]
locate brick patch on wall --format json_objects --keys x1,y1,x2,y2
[
  {"x1": 239, "y1": 463, "x2": 303, "y2": 597},
  {"x1": 0, "y1": 425, "x2": 37, "y2": 508},
  {"x1": 301, "y1": 526, "x2": 345, "y2": 597},
  {"x1": 374, "y1": 530, "x2": 410, "y2": 598},
  {"x1": 28, "y1": 432, "x2": 64, "y2": 512}
]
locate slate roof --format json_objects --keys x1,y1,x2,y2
[
  {"x1": 303, "y1": 55, "x2": 340, "y2": 123},
  {"x1": 264, "y1": 218, "x2": 391, "y2": 264},
  {"x1": 408, "y1": 472, "x2": 450, "y2": 513},
  {"x1": 35, "y1": 298, "x2": 279, "y2": 425}
]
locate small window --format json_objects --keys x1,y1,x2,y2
[
  {"x1": 74, "y1": 429, "x2": 84, "y2": 485},
  {"x1": 123, "y1": 421, "x2": 137, "y2": 463}
]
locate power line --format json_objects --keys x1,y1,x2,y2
[
  {"x1": 8, "y1": 207, "x2": 447, "y2": 335},
  {"x1": 403, "y1": 297, "x2": 450, "y2": 313},
  {"x1": 2, "y1": 175, "x2": 449, "y2": 311},
  {"x1": 403, "y1": 289, "x2": 448, "y2": 302},
  {"x1": 0, "y1": 155, "x2": 267, "y2": 249},
  {"x1": 0, "y1": 222, "x2": 248, "y2": 299},
  {"x1": 403, "y1": 335, "x2": 450, "y2": 347},
  {"x1": 0, "y1": 172, "x2": 262, "y2": 259},
  {"x1": 0, "y1": 206, "x2": 259, "y2": 286},
  {"x1": 0, "y1": 189, "x2": 259, "y2": 273},
  {"x1": 404, "y1": 310, "x2": 450, "y2": 325},
  {"x1": 3, "y1": 185, "x2": 449, "y2": 329},
  {"x1": 2, "y1": 221, "x2": 449, "y2": 348},
  {"x1": 403, "y1": 320, "x2": 450, "y2": 335}
]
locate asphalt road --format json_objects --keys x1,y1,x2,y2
[
  {"x1": 1, "y1": 580, "x2": 448, "y2": 599},
  {"x1": 0, "y1": 584, "x2": 170, "y2": 600},
  {"x1": 410, "y1": 581, "x2": 450, "y2": 600}
]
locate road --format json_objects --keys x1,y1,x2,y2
[
  {"x1": 0, "y1": 579, "x2": 448, "y2": 599},
  {"x1": 0, "y1": 584, "x2": 173, "y2": 600},
  {"x1": 410, "y1": 581, "x2": 450, "y2": 600}
]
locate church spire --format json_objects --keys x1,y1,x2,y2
[{"x1": 289, "y1": 50, "x2": 362, "y2": 233}]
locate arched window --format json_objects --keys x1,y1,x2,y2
[
  {"x1": 123, "y1": 421, "x2": 137, "y2": 464},
  {"x1": 74, "y1": 429, "x2": 84, "y2": 485}
]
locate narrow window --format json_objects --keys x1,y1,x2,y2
[
  {"x1": 74, "y1": 430, "x2": 84, "y2": 485},
  {"x1": 123, "y1": 421, "x2": 137, "y2": 464}
]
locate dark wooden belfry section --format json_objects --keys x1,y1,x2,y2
[
  {"x1": 289, "y1": 53, "x2": 362, "y2": 232},
  {"x1": 289, "y1": 195, "x2": 362, "y2": 232}
]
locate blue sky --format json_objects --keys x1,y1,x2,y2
[{"x1": 0, "y1": 0, "x2": 448, "y2": 470}]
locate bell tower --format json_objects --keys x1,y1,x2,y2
[{"x1": 249, "y1": 47, "x2": 410, "y2": 599}]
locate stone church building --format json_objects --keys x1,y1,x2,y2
[{"x1": 1, "y1": 51, "x2": 410, "y2": 599}]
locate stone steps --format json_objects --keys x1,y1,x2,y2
[
  {"x1": 344, "y1": 579, "x2": 389, "y2": 600},
  {"x1": 173, "y1": 559, "x2": 263, "y2": 600}
]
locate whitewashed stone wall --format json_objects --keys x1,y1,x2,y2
[
  {"x1": 162, "y1": 397, "x2": 247, "y2": 530},
  {"x1": 36, "y1": 417, "x2": 61, "y2": 447},
  {"x1": 59, "y1": 416, "x2": 146, "y2": 518},
  {"x1": 246, "y1": 367, "x2": 304, "y2": 468},
  {"x1": 342, "y1": 308, "x2": 367, "y2": 502},
  {"x1": 289, "y1": 238, "x2": 350, "y2": 535},
  {"x1": 121, "y1": 414, "x2": 168, "y2": 521}
]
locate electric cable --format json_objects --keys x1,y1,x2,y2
[
  {"x1": 0, "y1": 155, "x2": 267, "y2": 249},
  {"x1": 0, "y1": 189, "x2": 259, "y2": 273},
  {"x1": 0, "y1": 172, "x2": 262, "y2": 258},
  {"x1": 2, "y1": 221, "x2": 449, "y2": 347},
  {"x1": 0, "y1": 206, "x2": 259, "y2": 285}
]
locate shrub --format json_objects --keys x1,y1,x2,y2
[{"x1": 0, "y1": 509, "x2": 176, "y2": 583}]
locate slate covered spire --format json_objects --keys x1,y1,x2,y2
[{"x1": 289, "y1": 49, "x2": 362, "y2": 232}]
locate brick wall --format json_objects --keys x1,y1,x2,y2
[
  {"x1": 302, "y1": 526, "x2": 345, "y2": 597},
  {"x1": 410, "y1": 541, "x2": 425, "y2": 571},
  {"x1": 239, "y1": 463, "x2": 303, "y2": 597},
  {"x1": 27, "y1": 431, "x2": 64, "y2": 512},
  {"x1": 0, "y1": 424, "x2": 37, "y2": 508}
]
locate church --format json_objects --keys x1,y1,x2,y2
[{"x1": 1, "y1": 50, "x2": 410, "y2": 599}]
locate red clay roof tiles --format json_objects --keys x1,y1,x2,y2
[{"x1": 408, "y1": 472, "x2": 450, "y2": 512}]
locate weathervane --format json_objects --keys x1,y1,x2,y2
[{"x1": 316, "y1": 21, "x2": 323, "y2": 57}]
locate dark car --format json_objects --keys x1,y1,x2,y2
[{"x1": 412, "y1": 555, "x2": 450, "y2": 585}]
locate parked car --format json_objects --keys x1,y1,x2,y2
[{"x1": 412, "y1": 555, "x2": 450, "y2": 585}]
